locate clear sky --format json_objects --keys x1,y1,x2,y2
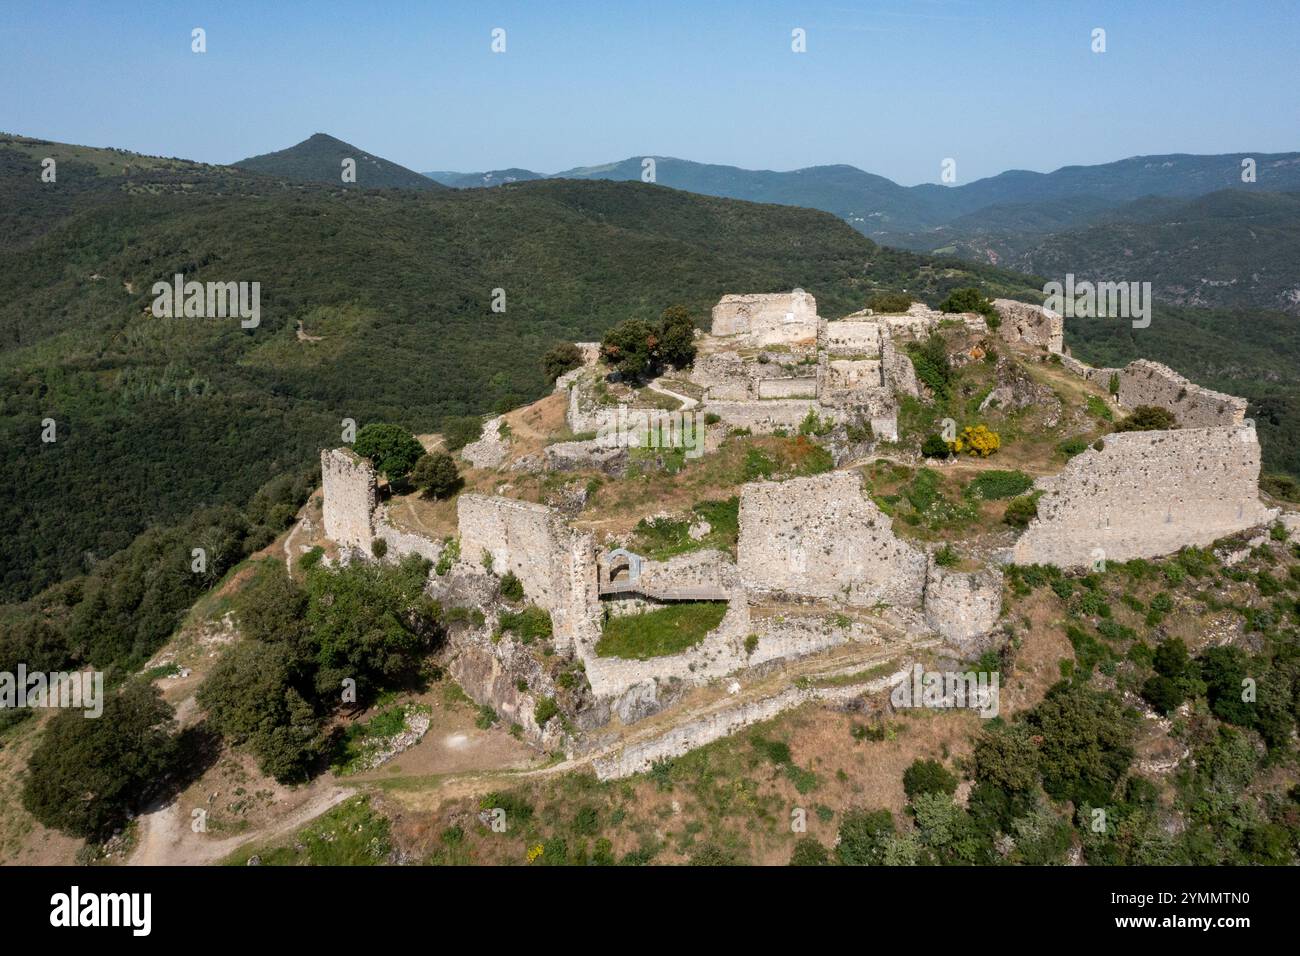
[{"x1": 3, "y1": 0, "x2": 1297, "y2": 185}]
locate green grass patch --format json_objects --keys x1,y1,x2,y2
[
  {"x1": 227, "y1": 795, "x2": 391, "y2": 866},
  {"x1": 596, "y1": 602, "x2": 727, "y2": 659}
]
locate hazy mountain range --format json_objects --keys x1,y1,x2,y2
[{"x1": 426, "y1": 150, "x2": 1300, "y2": 313}]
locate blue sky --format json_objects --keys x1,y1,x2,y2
[{"x1": 2, "y1": 0, "x2": 1297, "y2": 185}]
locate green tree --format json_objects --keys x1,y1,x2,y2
[
  {"x1": 939, "y1": 287, "x2": 1000, "y2": 327},
  {"x1": 600, "y1": 318, "x2": 656, "y2": 379},
  {"x1": 411, "y1": 452, "x2": 461, "y2": 500},
  {"x1": 198, "y1": 640, "x2": 323, "y2": 782},
  {"x1": 442, "y1": 415, "x2": 484, "y2": 452},
  {"x1": 835, "y1": 808, "x2": 895, "y2": 865},
  {"x1": 903, "y1": 758, "x2": 959, "y2": 801},
  {"x1": 656, "y1": 305, "x2": 698, "y2": 370},
  {"x1": 22, "y1": 681, "x2": 178, "y2": 840},
  {"x1": 354, "y1": 423, "x2": 425, "y2": 479},
  {"x1": 542, "y1": 342, "x2": 583, "y2": 383},
  {"x1": 1029, "y1": 682, "x2": 1138, "y2": 808}
]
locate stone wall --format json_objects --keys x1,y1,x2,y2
[
  {"x1": 757, "y1": 377, "x2": 819, "y2": 399},
  {"x1": 373, "y1": 508, "x2": 444, "y2": 564},
  {"x1": 461, "y1": 416, "x2": 510, "y2": 469},
  {"x1": 1012, "y1": 425, "x2": 1277, "y2": 568},
  {"x1": 924, "y1": 564, "x2": 1003, "y2": 654},
  {"x1": 738, "y1": 471, "x2": 928, "y2": 608},
  {"x1": 321, "y1": 448, "x2": 376, "y2": 552},
  {"x1": 710, "y1": 291, "x2": 819, "y2": 347},
  {"x1": 1113, "y1": 360, "x2": 1248, "y2": 427},
  {"x1": 457, "y1": 494, "x2": 599, "y2": 653},
  {"x1": 992, "y1": 299, "x2": 1064, "y2": 353},
  {"x1": 822, "y1": 319, "x2": 883, "y2": 356},
  {"x1": 591, "y1": 668, "x2": 906, "y2": 779},
  {"x1": 710, "y1": 399, "x2": 818, "y2": 433}
]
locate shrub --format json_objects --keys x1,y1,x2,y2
[
  {"x1": 1029, "y1": 682, "x2": 1138, "y2": 808},
  {"x1": 789, "y1": 837, "x2": 830, "y2": 866},
  {"x1": 411, "y1": 452, "x2": 461, "y2": 500},
  {"x1": 497, "y1": 606, "x2": 552, "y2": 644},
  {"x1": 1115, "y1": 405, "x2": 1177, "y2": 432},
  {"x1": 836, "y1": 808, "x2": 896, "y2": 865},
  {"x1": 354, "y1": 423, "x2": 424, "y2": 479},
  {"x1": 442, "y1": 415, "x2": 484, "y2": 452},
  {"x1": 1003, "y1": 493, "x2": 1040, "y2": 528},
  {"x1": 934, "y1": 544, "x2": 960, "y2": 568},
  {"x1": 921, "y1": 433, "x2": 950, "y2": 459},
  {"x1": 22, "y1": 681, "x2": 180, "y2": 840},
  {"x1": 534, "y1": 696, "x2": 559, "y2": 727},
  {"x1": 908, "y1": 335, "x2": 953, "y2": 401},
  {"x1": 1057, "y1": 436, "x2": 1088, "y2": 458},
  {"x1": 965, "y1": 469, "x2": 1033, "y2": 500},
  {"x1": 371, "y1": 538, "x2": 388, "y2": 558},
  {"x1": 949, "y1": 424, "x2": 1000, "y2": 457},
  {"x1": 865, "y1": 292, "x2": 914, "y2": 314},
  {"x1": 903, "y1": 759, "x2": 958, "y2": 800},
  {"x1": 542, "y1": 343, "x2": 583, "y2": 383},
  {"x1": 499, "y1": 571, "x2": 525, "y2": 602}
]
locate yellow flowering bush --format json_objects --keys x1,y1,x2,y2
[
  {"x1": 949, "y1": 424, "x2": 1000, "y2": 458},
  {"x1": 526, "y1": 843, "x2": 544, "y2": 863}
]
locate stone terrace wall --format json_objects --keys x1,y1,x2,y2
[
  {"x1": 992, "y1": 299, "x2": 1064, "y2": 353},
  {"x1": 710, "y1": 291, "x2": 818, "y2": 347},
  {"x1": 757, "y1": 377, "x2": 818, "y2": 399},
  {"x1": 710, "y1": 399, "x2": 818, "y2": 433},
  {"x1": 1114, "y1": 360, "x2": 1247, "y2": 427},
  {"x1": 1012, "y1": 425, "x2": 1276, "y2": 568},
  {"x1": 739, "y1": 471, "x2": 928, "y2": 608},
  {"x1": 321, "y1": 448, "x2": 376, "y2": 553}
]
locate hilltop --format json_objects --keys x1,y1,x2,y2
[
  {"x1": 234, "y1": 133, "x2": 443, "y2": 191},
  {"x1": 0, "y1": 133, "x2": 1030, "y2": 604}
]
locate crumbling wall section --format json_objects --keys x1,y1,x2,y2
[
  {"x1": 1012, "y1": 425, "x2": 1276, "y2": 567},
  {"x1": 738, "y1": 471, "x2": 928, "y2": 608},
  {"x1": 321, "y1": 448, "x2": 376, "y2": 553},
  {"x1": 457, "y1": 494, "x2": 598, "y2": 653},
  {"x1": 710, "y1": 291, "x2": 819, "y2": 346},
  {"x1": 1113, "y1": 360, "x2": 1248, "y2": 427},
  {"x1": 992, "y1": 299, "x2": 1064, "y2": 353}
]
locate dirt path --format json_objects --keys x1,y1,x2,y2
[
  {"x1": 129, "y1": 782, "x2": 354, "y2": 867},
  {"x1": 646, "y1": 379, "x2": 697, "y2": 410}
]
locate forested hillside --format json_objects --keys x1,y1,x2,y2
[
  {"x1": 0, "y1": 135, "x2": 1031, "y2": 603},
  {"x1": 234, "y1": 133, "x2": 442, "y2": 191}
]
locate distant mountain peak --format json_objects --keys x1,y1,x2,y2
[{"x1": 233, "y1": 134, "x2": 442, "y2": 191}]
